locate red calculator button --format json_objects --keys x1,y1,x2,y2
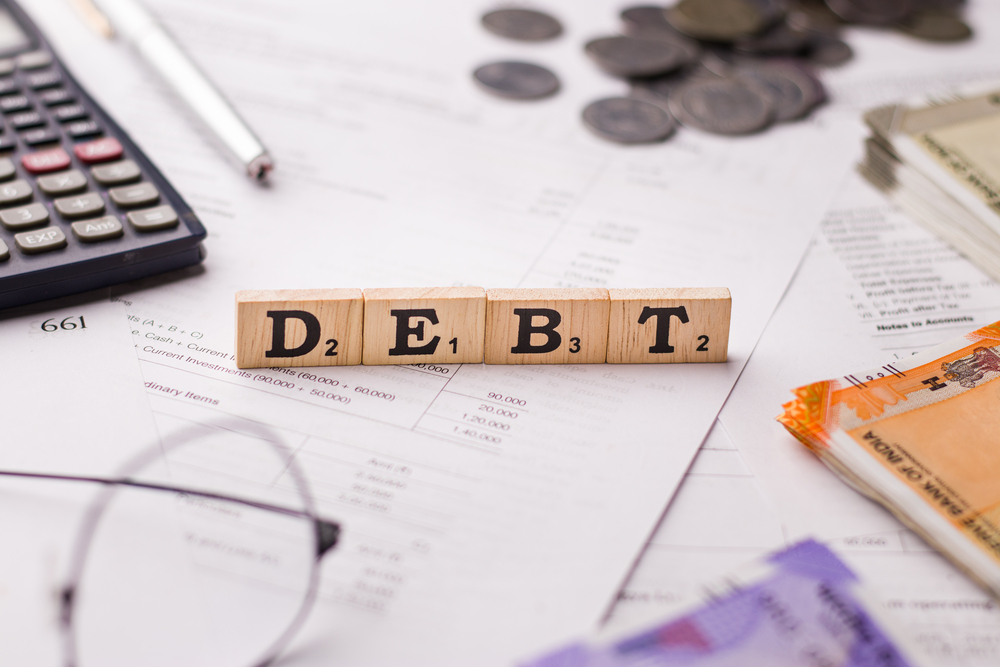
[
  {"x1": 22, "y1": 147, "x2": 70, "y2": 174},
  {"x1": 74, "y1": 137, "x2": 123, "y2": 164}
]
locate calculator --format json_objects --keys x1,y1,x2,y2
[{"x1": 0, "y1": 0, "x2": 205, "y2": 310}]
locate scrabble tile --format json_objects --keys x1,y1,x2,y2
[
  {"x1": 606, "y1": 288, "x2": 730, "y2": 364},
  {"x1": 236, "y1": 289, "x2": 363, "y2": 369},
  {"x1": 485, "y1": 288, "x2": 609, "y2": 364},
  {"x1": 362, "y1": 287, "x2": 486, "y2": 365}
]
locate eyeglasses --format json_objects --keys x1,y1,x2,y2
[{"x1": 0, "y1": 418, "x2": 341, "y2": 667}]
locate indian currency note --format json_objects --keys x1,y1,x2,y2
[
  {"x1": 779, "y1": 321, "x2": 1000, "y2": 597},
  {"x1": 521, "y1": 539, "x2": 924, "y2": 667}
]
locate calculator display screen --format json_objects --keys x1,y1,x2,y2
[{"x1": 0, "y1": 9, "x2": 30, "y2": 53}]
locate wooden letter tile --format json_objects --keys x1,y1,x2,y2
[
  {"x1": 362, "y1": 287, "x2": 486, "y2": 365},
  {"x1": 236, "y1": 289, "x2": 363, "y2": 368},
  {"x1": 485, "y1": 288, "x2": 609, "y2": 364},
  {"x1": 606, "y1": 288, "x2": 730, "y2": 364}
]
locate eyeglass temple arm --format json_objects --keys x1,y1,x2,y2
[{"x1": 0, "y1": 469, "x2": 341, "y2": 558}]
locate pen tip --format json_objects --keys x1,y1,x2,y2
[{"x1": 248, "y1": 153, "x2": 274, "y2": 182}]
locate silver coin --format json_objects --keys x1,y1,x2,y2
[
  {"x1": 666, "y1": 0, "x2": 768, "y2": 42},
  {"x1": 734, "y1": 20, "x2": 812, "y2": 55},
  {"x1": 824, "y1": 0, "x2": 914, "y2": 25},
  {"x1": 473, "y1": 61, "x2": 560, "y2": 100},
  {"x1": 585, "y1": 36, "x2": 694, "y2": 78},
  {"x1": 481, "y1": 8, "x2": 563, "y2": 41},
  {"x1": 734, "y1": 64, "x2": 823, "y2": 121},
  {"x1": 807, "y1": 33, "x2": 853, "y2": 66},
  {"x1": 668, "y1": 78, "x2": 775, "y2": 134},
  {"x1": 581, "y1": 97, "x2": 677, "y2": 144}
]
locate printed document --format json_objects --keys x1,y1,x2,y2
[{"x1": 20, "y1": 0, "x2": 855, "y2": 663}]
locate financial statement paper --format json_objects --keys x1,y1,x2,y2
[
  {"x1": 20, "y1": 0, "x2": 855, "y2": 663},
  {"x1": 609, "y1": 7, "x2": 1000, "y2": 664}
]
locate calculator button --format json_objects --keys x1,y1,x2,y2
[
  {"x1": 16, "y1": 51, "x2": 53, "y2": 70},
  {"x1": 0, "y1": 157, "x2": 14, "y2": 181},
  {"x1": 0, "y1": 60, "x2": 13, "y2": 76},
  {"x1": 0, "y1": 78, "x2": 18, "y2": 95},
  {"x1": 0, "y1": 94, "x2": 30, "y2": 112},
  {"x1": 128, "y1": 205, "x2": 177, "y2": 232},
  {"x1": 54, "y1": 192, "x2": 104, "y2": 219},
  {"x1": 40, "y1": 89, "x2": 72, "y2": 106},
  {"x1": 26, "y1": 71, "x2": 60, "y2": 90},
  {"x1": 0, "y1": 238, "x2": 7, "y2": 261},
  {"x1": 22, "y1": 128, "x2": 59, "y2": 146},
  {"x1": 0, "y1": 136, "x2": 16, "y2": 152},
  {"x1": 110, "y1": 182, "x2": 158, "y2": 207},
  {"x1": 22, "y1": 147, "x2": 70, "y2": 173},
  {"x1": 0, "y1": 179, "x2": 32, "y2": 205},
  {"x1": 0, "y1": 203, "x2": 49, "y2": 230},
  {"x1": 91, "y1": 160, "x2": 140, "y2": 186},
  {"x1": 11, "y1": 111, "x2": 43, "y2": 129},
  {"x1": 74, "y1": 137, "x2": 122, "y2": 164},
  {"x1": 54, "y1": 104, "x2": 87, "y2": 122},
  {"x1": 14, "y1": 226, "x2": 66, "y2": 254},
  {"x1": 37, "y1": 169, "x2": 87, "y2": 195},
  {"x1": 71, "y1": 216, "x2": 123, "y2": 242},
  {"x1": 67, "y1": 120, "x2": 101, "y2": 139}
]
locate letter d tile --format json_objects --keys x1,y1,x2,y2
[
  {"x1": 362, "y1": 287, "x2": 486, "y2": 365},
  {"x1": 235, "y1": 289, "x2": 363, "y2": 368},
  {"x1": 485, "y1": 288, "x2": 609, "y2": 364}
]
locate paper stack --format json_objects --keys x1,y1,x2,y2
[
  {"x1": 859, "y1": 86, "x2": 1000, "y2": 281},
  {"x1": 778, "y1": 321, "x2": 1000, "y2": 601}
]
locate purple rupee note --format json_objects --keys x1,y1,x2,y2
[{"x1": 521, "y1": 540, "x2": 924, "y2": 667}]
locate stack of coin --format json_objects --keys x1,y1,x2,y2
[{"x1": 472, "y1": 2, "x2": 972, "y2": 144}]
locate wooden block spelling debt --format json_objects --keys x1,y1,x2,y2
[
  {"x1": 362, "y1": 287, "x2": 486, "y2": 365},
  {"x1": 236, "y1": 289, "x2": 363, "y2": 368},
  {"x1": 606, "y1": 288, "x2": 730, "y2": 363},
  {"x1": 484, "y1": 288, "x2": 610, "y2": 364}
]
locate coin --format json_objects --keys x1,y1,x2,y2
[
  {"x1": 619, "y1": 5, "x2": 703, "y2": 53},
  {"x1": 896, "y1": 9, "x2": 972, "y2": 41},
  {"x1": 581, "y1": 97, "x2": 677, "y2": 143},
  {"x1": 824, "y1": 0, "x2": 914, "y2": 26},
  {"x1": 481, "y1": 8, "x2": 563, "y2": 41},
  {"x1": 585, "y1": 36, "x2": 695, "y2": 78},
  {"x1": 668, "y1": 78, "x2": 775, "y2": 134},
  {"x1": 472, "y1": 61, "x2": 560, "y2": 100},
  {"x1": 807, "y1": 32, "x2": 853, "y2": 66},
  {"x1": 734, "y1": 20, "x2": 812, "y2": 55},
  {"x1": 666, "y1": 0, "x2": 767, "y2": 42},
  {"x1": 735, "y1": 64, "x2": 823, "y2": 121}
]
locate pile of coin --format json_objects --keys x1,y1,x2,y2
[{"x1": 472, "y1": 1, "x2": 971, "y2": 144}]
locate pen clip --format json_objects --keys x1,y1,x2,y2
[{"x1": 67, "y1": 0, "x2": 114, "y2": 39}]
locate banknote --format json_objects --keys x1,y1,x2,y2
[
  {"x1": 521, "y1": 539, "x2": 923, "y2": 667},
  {"x1": 779, "y1": 320, "x2": 1000, "y2": 599},
  {"x1": 860, "y1": 86, "x2": 1000, "y2": 282}
]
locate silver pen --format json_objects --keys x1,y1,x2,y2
[{"x1": 71, "y1": 0, "x2": 274, "y2": 181}]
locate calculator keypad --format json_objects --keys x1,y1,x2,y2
[
  {"x1": 0, "y1": 48, "x2": 188, "y2": 269},
  {"x1": 71, "y1": 216, "x2": 123, "y2": 242},
  {"x1": 37, "y1": 169, "x2": 86, "y2": 195},
  {"x1": 15, "y1": 226, "x2": 65, "y2": 254},
  {"x1": 0, "y1": 203, "x2": 48, "y2": 230},
  {"x1": 54, "y1": 192, "x2": 104, "y2": 218}
]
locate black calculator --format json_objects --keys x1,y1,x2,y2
[{"x1": 0, "y1": 0, "x2": 205, "y2": 310}]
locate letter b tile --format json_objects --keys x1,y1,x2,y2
[
  {"x1": 362, "y1": 287, "x2": 486, "y2": 365},
  {"x1": 235, "y1": 289, "x2": 363, "y2": 368},
  {"x1": 485, "y1": 288, "x2": 609, "y2": 364},
  {"x1": 606, "y1": 288, "x2": 730, "y2": 363}
]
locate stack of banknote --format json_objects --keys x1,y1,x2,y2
[
  {"x1": 860, "y1": 85, "x2": 1000, "y2": 281},
  {"x1": 522, "y1": 539, "x2": 924, "y2": 666},
  {"x1": 778, "y1": 322, "x2": 1000, "y2": 602}
]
